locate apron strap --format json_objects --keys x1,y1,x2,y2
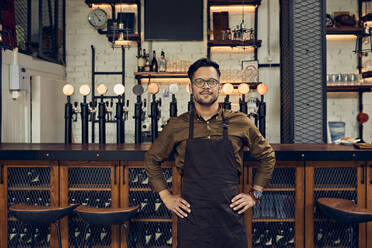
[
  {"x1": 189, "y1": 110, "x2": 194, "y2": 140},
  {"x1": 222, "y1": 110, "x2": 229, "y2": 140}
]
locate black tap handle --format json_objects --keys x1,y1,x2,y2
[
  {"x1": 110, "y1": 99, "x2": 113, "y2": 107},
  {"x1": 144, "y1": 99, "x2": 147, "y2": 107},
  {"x1": 158, "y1": 98, "x2": 162, "y2": 107},
  {"x1": 126, "y1": 99, "x2": 129, "y2": 107},
  {"x1": 74, "y1": 102, "x2": 78, "y2": 108}
]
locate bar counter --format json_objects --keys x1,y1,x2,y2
[
  {"x1": 1, "y1": 143, "x2": 372, "y2": 248},
  {"x1": 0, "y1": 143, "x2": 371, "y2": 161}
]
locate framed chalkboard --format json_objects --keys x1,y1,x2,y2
[{"x1": 144, "y1": 0, "x2": 203, "y2": 41}]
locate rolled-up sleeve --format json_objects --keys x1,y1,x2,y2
[
  {"x1": 144, "y1": 118, "x2": 177, "y2": 192},
  {"x1": 243, "y1": 117, "x2": 276, "y2": 187}
]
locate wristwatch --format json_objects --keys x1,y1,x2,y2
[{"x1": 248, "y1": 188, "x2": 263, "y2": 204}]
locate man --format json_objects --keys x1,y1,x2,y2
[{"x1": 144, "y1": 58, "x2": 275, "y2": 248}]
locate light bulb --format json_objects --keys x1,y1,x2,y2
[
  {"x1": 62, "y1": 84, "x2": 75, "y2": 96},
  {"x1": 222, "y1": 83, "x2": 234, "y2": 95},
  {"x1": 238, "y1": 83, "x2": 250, "y2": 94},
  {"x1": 148, "y1": 83, "x2": 159, "y2": 94},
  {"x1": 79, "y1": 84, "x2": 91, "y2": 96},
  {"x1": 257, "y1": 83, "x2": 268, "y2": 95},
  {"x1": 113, "y1": 83, "x2": 125, "y2": 95},
  {"x1": 169, "y1": 83, "x2": 179, "y2": 94},
  {"x1": 96, "y1": 83, "x2": 108, "y2": 95}
]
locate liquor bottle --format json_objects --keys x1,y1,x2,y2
[
  {"x1": 275, "y1": 223, "x2": 288, "y2": 247},
  {"x1": 141, "y1": 198, "x2": 150, "y2": 216},
  {"x1": 287, "y1": 226, "x2": 295, "y2": 247},
  {"x1": 154, "y1": 197, "x2": 162, "y2": 217},
  {"x1": 261, "y1": 223, "x2": 273, "y2": 247},
  {"x1": 100, "y1": 227, "x2": 109, "y2": 245},
  {"x1": 252, "y1": 227, "x2": 261, "y2": 246},
  {"x1": 144, "y1": 50, "x2": 151, "y2": 72},
  {"x1": 137, "y1": 48, "x2": 145, "y2": 72},
  {"x1": 28, "y1": 169, "x2": 40, "y2": 186},
  {"x1": 73, "y1": 226, "x2": 81, "y2": 247},
  {"x1": 144, "y1": 225, "x2": 154, "y2": 246},
  {"x1": 159, "y1": 50, "x2": 167, "y2": 72},
  {"x1": 154, "y1": 223, "x2": 165, "y2": 245},
  {"x1": 8, "y1": 227, "x2": 19, "y2": 247},
  {"x1": 166, "y1": 227, "x2": 173, "y2": 246},
  {"x1": 140, "y1": 168, "x2": 149, "y2": 185},
  {"x1": 151, "y1": 50, "x2": 158, "y2": 72}
]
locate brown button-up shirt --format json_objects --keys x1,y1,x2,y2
[{"x1": 144, "y1": 108, "x2": 276, "y2": 193}]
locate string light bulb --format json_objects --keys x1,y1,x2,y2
[{"x1": 62, "y1": 84, "x2": 75, "y2": 96}]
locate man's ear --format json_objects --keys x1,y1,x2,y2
[{"x1": 187, "y1": 83, "x2": 192, "y2": 94}]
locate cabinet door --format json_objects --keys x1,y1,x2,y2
[
  {"x1": 367, "y1": 161, "x2": 372, "y2": 248},
  {"x1": 0, "y1": 161, "x2": 59, "y2": 248},
  {"x1": 59, "y1": 161, "x2": 119, "y2": 248},
  {"x1": 305, "y1": 161, "x2": 366, "y2": 248},
  {"x1": 121, "y1": 161, "x2": 173, "y2": 248},
  {"x1": 245, "y1": 161, "x2": 304, "y2": 248}
]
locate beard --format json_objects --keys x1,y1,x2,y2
[{"x1": 193, "y1": 90, "x2": 219, "y2": 106}]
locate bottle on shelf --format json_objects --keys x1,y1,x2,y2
[
  {"x1": 275, "y1": 222, "x2": 288, "y2": 247},
  {"x1": 261, "y1": 223, "x2": 273, "y2": 247},
  {"x1": 151, "y1": 50, "x2": 158, "y2": 72},
  {"x1": 287, "y1": 226, "x2": 295, "y2": 247},
  {"x1": 159, "y1": 50, "x2": 167, "y2": 72},
  {"x1": 154, "y1": 223, "x2": 165, "y2": 245},
  {"x1": 137, "y1": 48, "x2": 145, "y2": 72},
  {"x1": 144, "y1": 50, "x2": 151, "y2": 72},
  {"x1": 144, "y1": 224, "x2": 154, "y2": 246}
]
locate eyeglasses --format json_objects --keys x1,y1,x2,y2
[{"x1": 192, "y1": 78, "x2": 219, "y2": 88}]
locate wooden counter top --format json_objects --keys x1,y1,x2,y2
[{"x1": 0, "y1": 143, "x2": 371, "y2": 161}]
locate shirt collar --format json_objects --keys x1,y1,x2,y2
[{"x1": 194, "y1": 106, "x2": 223, "y2": 122}]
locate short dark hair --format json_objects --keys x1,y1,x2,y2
[{"x1": 187, "y1": 58, "x2": 221, "y2": 81}]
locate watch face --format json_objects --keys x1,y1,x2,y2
[
  {"x1": 253, "y1": 190, "x2": 263, "y2": 199},
  {"x1": 88, "y1": 8, "x2": 107, "y2": 29}
]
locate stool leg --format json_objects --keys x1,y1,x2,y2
[
  {"x1": 121, "y1": 223, "x2": 129, "y2": 248},
  {"x1": 81, "y1": 224, "x2": 89, "y2": 248},
  {"x1": 55, "y1": 222, "x2": 62, "y2": 248}
]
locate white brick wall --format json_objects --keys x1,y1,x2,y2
[{"x1": 65, "y1": 0, "x2": 372, "y2": 144}]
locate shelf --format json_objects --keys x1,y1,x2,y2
[
  {"x1": 69, "y1": 187, "x2": 111, "y2": 191},
  {"x1": 127, "y1": 164, "x2": 172, "y2": 168},
  {"x1": 129, "y1": 188, "x2": 152, "y2": 191},
  {"x1": 85, "y1": 0, "x2": 138, "y2": 7},
  {"x1": 263, "y1": 188, "x2": 295, "y2": 191},
  {"x1": 326, "y1": 27, "x2": 363, "y2": 35},
  {"x1": 252, "y1": 218, "x2": 295, "y2": 223},
  {"x1": 326, "y1": 85, "x2": 372, "y2": 93},
  {"x1": 134, "y1": 72, "x2": 188, "y2": 79},
  {"x1": 208, "y1": 39, "x2": 262, "y2": 47},
  {"x1": 209, "y1": 0, "x2": 261, "y2": 6},
  {"x1": 8, "y1": 187, "x2": 50, "y2": 191},
  {"x1": 132, "y1": 218, "x2": 172, "y2": 223},
  {"x1": 314, "y1": 187, "x2": 356, "y2": 191}
]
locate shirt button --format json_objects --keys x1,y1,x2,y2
[
  {"x1": 207, "y1": 136, "x2": 211, "y2": 139},
  {"x1": 206, "y1": 121, "x2": 210, "y2": 124}
]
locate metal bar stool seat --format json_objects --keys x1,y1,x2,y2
[
  {"x1": 317, "y1": 198, "x2": 372, "y2": 224},
  {"x1": 9, "y1": 203, "x2": 79, "y2": 248},
  {"x1": 75, "y1": 205, "x2": 139, "y2": 247}
]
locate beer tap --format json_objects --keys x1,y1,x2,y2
[
  {"x1": 132, "y1": 84, "x2": 144, "y2": 144},
  {"x1": 105, "y1": 100, "x2": 114, "y2": 121},
  {"x1": 222, "y1": 83, "x2": 234, "y2": 110},
  {"x1": 256, "y1": 83, "x2": 268, "y2": 137},
  {"x1": 88, "y1": 100, "x2": 97, "y2": 122},
  {"x1": 113, "y1": 83, "x2": 125, "y2": 144},
  {"x1": 96, "y1": 83, "x2": 108, "y2": 144},
  {"x1": 148, "y1": 82, "x2": 161, "y2": 142},
  {"x1": 169, "y1": 83, "x2": 179, "y2": 117},
  {"x1": 238, "y1": 83, "x2": 250, "y2": 114},
  {"x1": 62, "y1": 84, "x2": 75, "y2": 144},
  {"x1": 72, "y1": 102, "x2": 79, "y2": 122},
  {"x1": 186, "y1": 84, "x2": 194, "y2": 111},
  {"x1": 79, "y1": 84, "x2": 91, "y2": 144},
  {"x1": 123, "y1": 99, "x2": 129, "y2": 121}
]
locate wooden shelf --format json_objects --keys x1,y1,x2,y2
[
  {"x1": 69, "y1": 187, "x2": 111, "y2": 191},
  {"x1": 8, "y1": 187, "x2": 50, "y2": 191},
  {"x1": 127, "y1": 164, "x2": 172, "y2": 168},
  {"x1": 208, "y1": 39, "x2": 262, "y2": 47},
  {"x1": 326, "y1": 27, "x2": 363, "y2": 35},
  {"x1": 132, "y1": 218, "x2": 172, "y2": 222},
  {"x1": 85, "y1": 0, "x2": 138, "y2": 7},
  {"x1": 263, "y1": 188, "x2": 295, "y2": 191},
  {"x1": 327, "y1": 85, "x2": 372, "y2": 93},
  {"x1": 129, "y1": 188, "x2": 152, "y2": 191},
  {"x1": 209, "y1": 0, "x2": 261, "y2": 6},
  {"x1": 134, "y1": 72, "x2": 188, "y2": 79},
  {"x1": 252, "y1": 218, "x2": 295, "y2": 222},
  {"x1": 314, "y1": 187, "x2": 356, "y2": 191}
]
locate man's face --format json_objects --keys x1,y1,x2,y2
[{"x1": 190, "y1": 66, "x2": 221, "y2": 106}]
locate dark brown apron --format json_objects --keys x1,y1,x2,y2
[{"x1": 177, "y1": 110, "x2": 248, "y2": 248}]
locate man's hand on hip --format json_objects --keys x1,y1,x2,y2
[
  {"x1": 230, "y1": 193, "x2": 256, "y2": 214},
  {"x1": 159, "y1": 189, "x2": 191, "y2": 219}
]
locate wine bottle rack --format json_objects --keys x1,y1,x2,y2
[{"x1": 129, "y1": 221, "x2": 172, "y2": 248}]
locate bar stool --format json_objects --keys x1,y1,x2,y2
[
  {"x1": 75, "y1": 205, "x2": 139, "y2": 247},
  {"x1": 317, "y1": 198, "x2": 372, "y2": 224},
  {"x1": 8, "y1": 203, "x2": 79, "y2": 248}
]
